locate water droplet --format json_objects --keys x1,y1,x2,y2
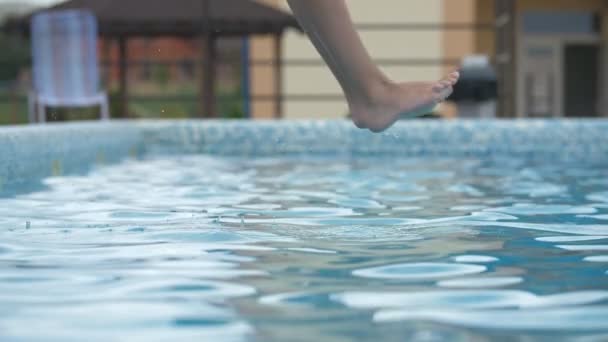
[{"x1": 25, "y1": 221, "x2": 31, "y2": 229}]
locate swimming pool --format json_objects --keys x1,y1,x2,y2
[{"x1": 1, "y1": 120, "x2": 608, "y2": 341}]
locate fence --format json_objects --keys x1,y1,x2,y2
[{"x1": 0, "y1": 22, "x2": 495, "y2": 124}]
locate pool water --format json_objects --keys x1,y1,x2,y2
[{"x1": 1, "y1": 154, "x2": 608, "y2": 341}]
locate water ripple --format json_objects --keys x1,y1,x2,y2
[
  {"x1": 437, "y1": 277, "x2": 523, "y2": 288},
  {"x1": 536, "y1": 236, "x2": 608, "y2": 243},
  {"x1": 487, "y1": 204, "x2": 597, "y2": 216},
  {"x1": 588, "y1": 192, "x2": 608, "y2": 203},
  {"x1": 557, "y1": 245, "x2": 608, "y2": 251},
  {"x1": 452, "y1": 255, "x2": 498, "y2": 263},
  {"x1": 334, "y1": 290, "x2": 608, "y2": 310},
  {"x1": 374, "y1": 307, "x2": 608, "y2": 331},
  {"x1": 584, "y1": 256, "x2": 608, "y2": 263},
  {"x1": 2, "y1": 154, "x2": 608, "y2": 340},
  {"x1": 352, "y1": 263, "x2": 487, "y2": 280}
]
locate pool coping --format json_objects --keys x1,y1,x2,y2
[{"x1": 1, "y1": 119, "x2": 607, "y2": 195}]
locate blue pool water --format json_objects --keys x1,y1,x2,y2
[{"x1": 1, "y1": 121, "x2": 608, "y2": 341}]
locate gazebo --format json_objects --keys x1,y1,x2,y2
[{"x1": 10, "y1": 0, "x2": 300, "y2": 118}]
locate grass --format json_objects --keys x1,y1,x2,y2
[
  {"x1": 0, "y1": 89, "x2": 245, "y2": 125},
  {"x1": 0, "y1": 100, "x2": 28, "y2": 125},
  {"x1": 129, "y1": 98, "x2": 196, "y2": 119}
]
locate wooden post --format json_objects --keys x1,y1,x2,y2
[
  {"x1": 102, "y1": 38, "x2": 112, "y2": 90},
  {"x1": 494, "y1": 0, "x2": 517, "y2": 118},
  {"x1": 273, "y1": 34, "x2": 283, "y2": 119},
  {"x1": 118, "y1": 36, "x2": 129, "y2": 118},
  {"x1": 200, "y1": 34, "x2": 217, "y2": 118},
  {"x1": 241, "y1": 37, "x2": 252, "y2": 118},
  {"x1": 199, "y1": 0, "x2": 216, "y2": 118},
  {"x1": 602, "y1": 7, "x2": 608, "y2": 117}
]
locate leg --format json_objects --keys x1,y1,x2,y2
[
  {"x1": 37, "y1": 101, "x2": 46, "y2": 124},
  {"x1": 100, "y1": 94, "x2": 110, "y2": 120},
  {"x1": 287, "y1": 0, "x2": 459, "y2": 132},
  {"x1": 28, "y1": 93, "x2": 36, "y2": 123}
]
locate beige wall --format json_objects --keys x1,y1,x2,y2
[
  {"x1": 250, "y1": 0, "x2": 281, "y2": 119},
  {"x1": 475, "y1": 0, "x2": 496, "y2": 57},
  {"x1": 250, "y1": 0, "x2": 495, "y2": 120},
  {"x1": 441, "y1": 0, "x2": 497, "y2": 72},
  {"x1": 441, "y1": 0, "x2": 476, "y2": 75},
  {"x1": 250, "y1": 35, "x2": 278, "y2": 119},
  {"x1": 277, "y1": 0, "x2": 444, "y2": 119}
]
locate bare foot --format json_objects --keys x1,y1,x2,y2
[{"x1": 349, "y1": 71, "x2": 460, "y2": 132}]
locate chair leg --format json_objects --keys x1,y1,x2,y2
[
  {"x1": 27, "y1": 94, "x2": 36, "y2": 123},
  {"x1": 37, "y1": 102, "x2": 46, "y2": 123},
  {"x1": 100, "y1": 95, "x2": 110, "y2": 120}
]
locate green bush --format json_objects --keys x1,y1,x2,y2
[
  {"x1": 0, "y1": 33, "x2": 29, "y2": 84},
  {"x1": 218, "y1": 87, "x2": 244, "y2": 119}
]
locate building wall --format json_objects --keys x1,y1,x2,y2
[
  {"x1": 514, "y1": 0, "x2": 607, "y2": 117},
  {"x1": 100, "y1": 38, "x2": 200, "y2": 85},
  {"x1": 441, "y1": 0, "x2": 477, "y2": 75},
  {"x1": 249, "y1": 35, "x2": 279, "y2": 119},
  {"x1": 251, "y1": 0, "x2": 608, "y2": 119},
  {"x1": 517, "y1": 0, "x2": 605, "y2": 11},
  {"x1": 474, "y1": 0, "x2": 496, "y2": 57},
  {"x1": 441, "y1": 0, "x2": 497, "y2": 69},
  {"x1": 250, "y1": 0, "x2": 282, "y2": 119},
  {"x1": 252, "y1": 0, "x2": 445, "y2": 120},
  {"x1": 250, "y1": 0, "x2": 515, "y2": 120}
]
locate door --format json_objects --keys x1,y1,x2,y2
[
  {"x1": 563, "y1": 44, "x2": 600, "y2": 117},
  {"x1": 521, "y1": 40, "x2": 560, "y2": 117},
  {"x1": 518, "y1": 10, "x2": 602, "y2": 118}
]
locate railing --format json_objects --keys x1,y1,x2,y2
[{"x1": 0, "y1": 22, "x2": 495, "y2": 124}]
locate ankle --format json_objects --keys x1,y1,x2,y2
[{"x1": 347, "y1": 75, "x2": 394, "y2": 108}]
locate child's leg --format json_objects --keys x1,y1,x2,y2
[{"x1": 287, "y1": 0, "x2": 459, "y2": 132}]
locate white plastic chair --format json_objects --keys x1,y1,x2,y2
[{"x1": 29, "y1": 10, "x2": 109, "y2": 123}]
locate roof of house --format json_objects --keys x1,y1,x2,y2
[{"x1": 7, "y1": 0, "x2": 300, "y2": 36}]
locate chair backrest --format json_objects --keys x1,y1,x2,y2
[{"x1": 31, "y1": 10, "x2": 100, "y2": 100}]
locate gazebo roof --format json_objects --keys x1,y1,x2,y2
[{"x1": 9, "y1": 0, "x2": 301, "y2": 36}]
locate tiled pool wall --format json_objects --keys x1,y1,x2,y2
[
  {"x1": 144, "y1": 120, "x2": 608, "y2": 158},
  {"x1": 1, "y1": 119, "x2": 608, "y2": 195},
  {"x1": 0, "y1": 122, "x2": 143, "y2": 196}
]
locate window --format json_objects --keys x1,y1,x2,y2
[{"x1": 522, "y1": 11, "x2": 600, "y2": 35}]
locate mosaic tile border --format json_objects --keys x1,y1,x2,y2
[{"x1": 1, "y1": 119, "x2": 607, "y2": 194}]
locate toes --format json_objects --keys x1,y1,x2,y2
[
  {"x1": 433, "y1": 74, "x2": 457, "y2": 98},
  {"x1": 441, "y1": 86, "x2": 454, "y2": 99},
  {"x1": 448, "y1": 72, "x2": 460, "y2": 85},
  {"x1": 436, "y1": 80, "x2": 452, "y2": 89},
  {"x1": 436, "y1": 71, "x2": 459, "y2": 89},
  {"x1": 433, "y1": 79, "x2": 449, "y2": 89},
  {"x1": 440, "y1": 71, "x2": 460, "y2": 86},
  {"x1": 434, "y1": 86, "x2": 453, "y2": 102}
]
